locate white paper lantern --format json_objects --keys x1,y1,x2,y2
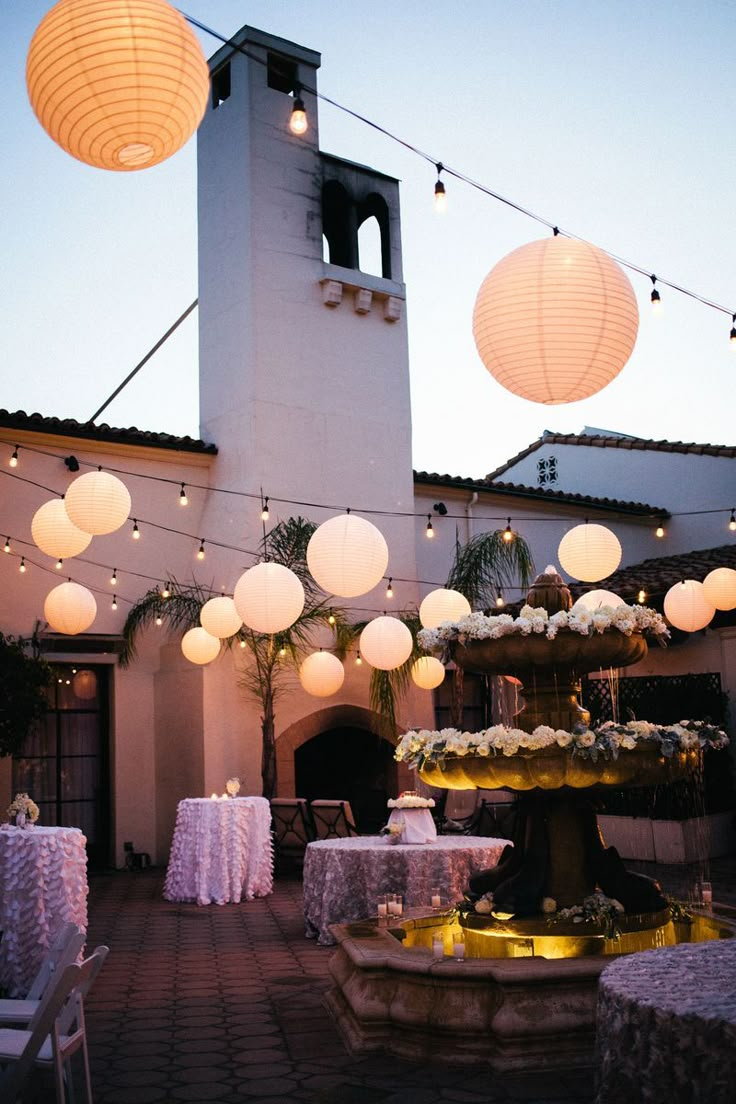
[
  {"x1": 64, "y1": 471, "x2": 131, "y2": 535},
  {"x1": 181, "y1": 626, "x2": 221, "y2": 665},
  {"x1": 664, "y1": 580, "x2": 715, "y2": 632},
  {"x1": 307, "y1": 513, "x2": 389, "y2": 597},
  {"x1": 299, "y1": 652, "x2": 345, "y2": 697},
  {"x1": 233, "y1": 562, "x2": 305, "y2": 634},
  {"x1": 200, "y1": 596, "x2": 243, "y2": 638},
  {"x1": 411, "y1": 656, "x2": 446, "y2": 690},
  {"x1": 32, "y1": 498, "x2": 92, "y2": 559},
  {"x1": 572, "y1": 589, "x2": 626, "y2": 612},
  {"x1": 419, "y1": 588, "x2": 471, "y2": 629},
  {"x1": 702, "y1": 568, "x2": 736, "y2": 611},
  {"x1": 359, "y1": 616, "x2": 413, "y2": 671},
  {"x1": 473, "y1": 236, "x2": 639, "y2": 404},
  {"x1": 558, "y1": 524, "x2": 622, "y2": 582},
  {"x1": 72, "y1": 669, "x2": 98, "y2": 699},
  {"x1": 44, "y1": 581, "x2": 97, "y2": 635}
]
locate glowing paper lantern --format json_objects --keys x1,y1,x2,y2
[
  {"x1": 558, "y1": 524, "x2": 622, "y2": 582},
  {"x1": 233, "y1": 563, "x2": 305, "y2": 634},
  {"x1": 359, "y1": 616, "x2": 413, "y2": 671},
  {"x1": 419, "y1": 588, "x2": 471, "y2": 629},
  {"x1": 26, "y1": 0, "x2": 210, "y2": 172},
  {"x1": 72, "y1": 669, "x2": 98, "y2": 700},
  {"x1": 411, "y1": 656, "x2": 446, "y2": 690},
  {"x1": 307, "y1": 514, "x2": 389, "y2": 597},
  {"x1": 572, "y1": 589, "x2": 625, "y2": 612},
  {"x1": 200, "y1": 596, "x2": 243, "y2": 639},
  {"x1": 44, "y1": 581, "x2": 97, "y2": 634},
  {"x1": 64, "y1": 471, "x2": 131, "y2": 535},
  {"x1": 181, "y1": 626, "x2": 221, "y2": 665},
  {"x1": 472, "y1": 236, "x2": 639, "y2": 404},
  {"x1": 702, "y1": 567, "x2": 736, "y2": 611},
  {"x1": 31, "y1": 499, "x2": 92, "y2": 559},
  {"x1": 664, "y1": 580, "x2": 715, "y2": 632},
  {"x1": 299, "y1": 652, "x2": 345, "y2": 697}
]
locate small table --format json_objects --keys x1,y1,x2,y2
[
  {"x1": 387, "y1": 807, "x2": 437, "y2": 843},
  {"x1": 164, "y1": 796, "x2": 273, "y2": 906},
  {"x1": 0, "y1": 824, "x2": 88, "y2": 997},
  {"x1": 303, "y1": 835, "x2": 509, "y2": 945}
]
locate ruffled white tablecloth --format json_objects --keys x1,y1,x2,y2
[
  {"x1": 0, "y1": 824, "x2": 88, "y2": 997},
  {"x1": 303, "y1": 835, "x2": 509, "y2": 945},
  {"x1": 163, "y1": 797, "x2": 273, "y2": 906},
  {"x1": 387, "y1": 807, "x2": 437, "y2": 843}
]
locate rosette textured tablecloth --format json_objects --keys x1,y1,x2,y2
[
  {"x1": 164, "y1": 797, "x2": 273, "y2": 906},
  {"x1": 303, "y1": 835, "x2": 508, "y2": 945},
  {"x1": 0, "y1": 825, "x2": 88, "y2": 997}
]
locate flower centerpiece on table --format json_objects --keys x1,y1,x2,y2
[
  {"x1": 7, "y1": 792, "x2": 40, "y2": 828},
  {"x1": 387, "y1": 791, "x2": 436, "y2": 810},
  {"x1": 380, "y1": 821, "x2": 404, "y2": 844},
  {"x1": 225, "y1": 777, "x2": 241, "y2": 797}
]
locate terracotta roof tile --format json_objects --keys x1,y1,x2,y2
[
  {"x1": 594, "y1": 544, "x2": 736, "y2": 604},
  {"x1": 0, "y1": 408, "x2": 217, "y2": 455}
]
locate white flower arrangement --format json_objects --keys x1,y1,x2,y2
[
  {"x1": 387, "y1": 792, "x2": 435, "y2": 810},
  {"x1": 380, "y1": 821, "x2": 404, "y2": 844},
  {"x1": 7, "y1": 792, "x2": 40, "y2": 824}
]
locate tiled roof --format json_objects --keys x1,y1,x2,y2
[
  {"x1": 413, "y1": 470, "x2": 667, "y2": 518},
  {"x1": 486, "y1": 433, "x2": 736, "y2": 481},
  {"x1": 0, "y1": 409, "x2": 217, "y2": 455},
  {"x1": 594, "y1": 544, "x2": 736, "y2": 603}
]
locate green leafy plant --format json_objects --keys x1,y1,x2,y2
[{"x1": 0, "y1": 630, "x2": 53, "y2": 757}]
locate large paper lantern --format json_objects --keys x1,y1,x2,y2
[
  {"x1": 307, "y1": 514, "x2": 389, "y2": 597},
  {"x1": 200, "y1": 596, "x2": 243, "y2": 639},
  {"x1": 419, "y1": 588, "x2": 471, "y2": 629},
  {"x1": 411, "y1": 656, "x2": 446, "y2": 690},
  {"x1": 472, "y1": 236, "x2": 639, "y2": 404},
  {"x1": 233, "y1": 563, "x2": 305, "y2": 634},
  {"x1": 572, "y1": 589, "x2": 625, "y2": 612},
  {"x1": 359, "y1": 616, "x2": 413, "y2": 671},
  {"x1": 72, "y1": 669, "x2": 98, "y2": 700},
  {"x1": 64, "y1": 471, "x2": 131, "y2": 535},
  {"x1": 558, "y1": 524, "x2": 622, "y2": 582},
  {"x1": 26, "y1": 0, "x2": 210, "y2": 172},
  {"x1": 664, "y1": 580, "x2": 715, "y2": 632},
  {"x1": 702, "y1": 568, "x2": 736, "y2": 611},
  {"x1": 32, "y1": 499, "x2": 92, "y2": 559},
  {"x1": 44, "y1": 581, "x2": 97, "y2": 634},
  {"x1": 299, "y1": 652, "x2": 345, "y2": 697},
  {"x1": 181, "y1": 626, "x2": 221, "y2": 665}
]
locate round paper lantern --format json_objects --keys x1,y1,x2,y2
[
  {"x1": 72, "y1": 669, "x2": 98, "y2": 700},
  {"x1": 44, "y1": 581, "x2": 97, "y2": 634},
  {"x1": 573, "y1": 589, "x2": 626, "y2": 612},
  {"x1": 664, "y1": 580, "x2": 715, "y2": 632},
  {"x1": 359, "y1": 616, "x2": 413, "y2": 671},
  {"x1": 472, "y1": 236, "x2": 639, "y2": 404},
  {"x1": 200, "y1": 596, "x2": 243, "y2": 639},
  {"x1": 299, "y1": 652, "x2": 345, "y2": 697},
  {"x1": 307, "y1": 514, "x2": 389, "y2": 597},
  {"x1": 419, "y1": 588, "x2": 471, "y2": 629},
  {"x1": 26, "y1": 0, "x2": 210, "y2": 172},
  {"x1": 411, "y1": 656, "x2": 446, "y2": 690},
  {"x1": 181, "y1": 626, "x2": 221, "y2": 665},
  {"x1": 31, "y1": 498, "x2": 92, "y2": 559},
  {"x1": 64, "y1": 471, "x2": 131, "y2": 535},
  {"x1": 702, "y1": 567, "x2": 736, "y2": 611},
  {"x1": 233, "y1": 563, "x2": 305, "y2": 634},
  {"x1": 558, "y1": 524, "x2": 622, "y2": 582}
]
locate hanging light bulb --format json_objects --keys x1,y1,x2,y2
[
  {"x1": 161, "y1": 583, "x2": 171, "y2": 599},
  {"x1": 3, "y1": 537, "x2": 9, "y2": 553},
  {"x1": 19, "y1": 557, "x2": 26, "y2": 573},
  {"x1": 110, "y1": 568, "x2": 118, "y2": 586},
  {"x1": 729, "y1": 510, "x2": 736, "y2": 532},
  {"x1": 650, "y1": 275, "x2": 662, "y2": 314},
  {"x1": 328, "y1": 614, "x2": 336, "y2": 626},
  {"x1": 112, "y1": 595, "x2": 118, "y2": 610},
  {"x1": 730, "y1": 315, "x2": 736, "y2": 348},
  {"x1": 638, "y1": 589, "x2": 647, "y2": 604},
  {"x1": 289, "y1": 90, "x2": 308, "y2": 135},
  {"x1": 132, "y1": 519, "x2": 140, "y2": 540},
  {"x1": 495, "y1": 590, "x2": 505, "y2": 608},
  {"x1": 155, "y1": 615, "x2": 163, "y2": 626},
  {"x1": 279, "y1": 644, "x2": 287, "y2": 657},
  {"x1": 261, "y1": 496, "x2": 270, "y2": 522},
  {"x1": 655, "y1": 522, "x2": 665, "y2": 538},
  {"x1": 239, "y1": 638, "x2": 247, "y2": 649},
  {"x1": 386, "y1": 578, "x2": 394, "y2": 599},
  {"x1": 434, "y1": 163, "x2": 447, "y2": 214},
  {"x1": 9, "y1": 446, "x2": 18, "y2": 468},
  {"x1": 426, "y1": 515, "x2": 434, "y2": 539},
  {"x1": 197, "y1": 539, "x2": 206, "y2": 560},
  {"x1": 56, "y1": 558, "x2": 63, "y2": 570},
  {"x1": 503, "y1": 518, "x2": 514, "y2": 543},
  {"x1": 355, "y1": 651, "x2": 362, "y2": 666},
  {"x1": 179, "y1": 483, "x2": 188, "y2": 506}
]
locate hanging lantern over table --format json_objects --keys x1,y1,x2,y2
[
  {"x1": 572, "y1": 589, "x2": 625, "y2": 611},
  {"x1": 359, "y1": 616, "x2": 413, "y2": 671},
  {"x1": 418, "y1": 588, "x2": 471, "y2": 629},
  {"x1": 44, "y1": 581, "x2": 97, "y2": 634},
  {"x1": 26, "y1": 0, "x2": 210, "y2": 171},
  {"x1": 411, "y1": 656, "x2": 446, "y2": 690},
  {"x1": 64, "y1": 471, "x2": 131, "y2": 535},
  {"x1": 307, "y1": 513, "x2": 389, "y2": 597},
  {"x1": 32, "y1": 498, "x2": 91, "y2": 559},
  {"x1": 702, "y1": 567, "x2": 736, "y2": 611},
  {"x1": 299, "y1": 652, "x2": 345, "y2": 697},
  {"x1": 558, "y1": 523, "x2": 622, "y2": 582},
  {"x1": 233, "y1": 563, "x2": 305, "y2": 634},
  {"x1": 472, "y1": 236, "x2": 639, "y2": 404},
  {"x1": 200, "y1": 596, "x2": 243, "y2": 639},
  {"x1": 181, "y1": 626, "x2": 221, "y2": 665},
  {"x1": 663, "y1": 580, "x2": 715, "y2": 632}
]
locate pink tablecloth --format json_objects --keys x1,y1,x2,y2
[
  {"x1": 164, "y1": 797, "x2": 273, "y2": 906},
  {"x1": 0, "y1": 824, "x2": 88, "y2": 996}
]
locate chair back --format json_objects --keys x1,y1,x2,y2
[
  {"x1": 56, "y1": 946, "x2": 109, "y2": 1037},
  {"x1": 26, "y1": 922, "x2": 85, "y2": 1001},
  {"x1": 310, "y1": 800, "x2": 359, "y2": 839},
  {"x1": 270, "y1": 798, "x2": 314, "y2": 846},
  {"x1": 472, "y1": 798, "x2": 518, "y2": 839}
]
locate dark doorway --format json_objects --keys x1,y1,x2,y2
[{"x1": 295, "y1": 727, "x2": 397, "y2": 833}]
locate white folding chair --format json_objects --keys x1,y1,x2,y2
[{"x1": 0, "y1": 923, "x2": 85, "y2": 1027}]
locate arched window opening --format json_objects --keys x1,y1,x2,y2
[
  {"x1": 322, "y1": 181, "x2": 356, "y2": 270},
  {"x1": 357, "y1": 216, "x2": 382, "y2": 278},
  {"x1": 358, "y1": 193, "x2": 391, "y2": 279}
]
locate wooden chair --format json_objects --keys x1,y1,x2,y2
[
  {"x1": 270, "y1": 798, "x2": 315, "y2": 870},
  {"x1": 309, "y1": 800, "x2": 359, "y2": 839},
  {"x1": 0, "y1": 922, "x2": 85, "y2": 1027}
]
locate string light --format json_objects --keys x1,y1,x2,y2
[
  {"x1": 179, "y1": 483, "x2": 188, "y2": 506},
  {"x1": 261, "y1": 496, "x2": 270, "y2": 522},
  {"x1": 3, "y1": 537, "x2": 9, "y2": 553},
  {"x1": 386, "y1": 577, "x2": 394, "y2": 598},
  {"x1": 55, "y1": 558, "x2": 63, "y2": 570},
  {"x1": 161, "y1": 583, "x2": 171, "y2": 599},
  {"x1": 355, "y1": 652, "x2": 362, "y2": 666},
  {"x1": 434, "y1": 163, "x2": 447, "y2": 214},
  {"x1": 328, "y1": 614, "x2": 336, "y2": 625},
  {"x1": 638, "y1": 589, "x2": 647, "y2": 603},
  {"x1": 495, "y1": 589, "x2": 505, "y2": 608},
  {"x1": 279, "y1": 645, "x2": 287, "y2": 657},
  {"x1": 650, "y1": 275, "x2": 662, "y2": 314},
  {"x1": 197, "y1": 539, "x2": 206, "y2": 560},
  {"x1": 730, "y1": 510, "x2": 736, "y2": 532},
  {"x1": 132, "y1": 519, "x2": 140, "y2": 540},
  {"x1": 289, "y1": 89, "x2": 308, "y2": 135},
  {"x1": 110, "y1": 568, "x2": 118, "y2": 586},
  {"x1": 503, "y1": 518, "x2": 514, "y2": 543},
  {"x1": 655, "y1": 522, "x2": 665, "y2": 538},
  {"x1": 19, "y1": 557, "x2": 26, "y2": 573},
  {"x1": 155, "y1": 615, "x2": 163, "y2": 626},
  {"x1": 426, "y1": 515, "x2": 434, "y2": 539},
  {"x1": 731, "y1": 315, "x2": 736, "y2": 347},
  {"x1": 239, "y1": 638, "x2": 247, "y2": 649},
  {"x1": 112, "y1": 595, "x2": 118, "y2": 610},
  {"x1": 9, "y1": 447, "x2": 18, "y2": 468}
]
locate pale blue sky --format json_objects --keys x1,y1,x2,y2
[{"x1": 1, "y1": 1, "x2": 734, "y2": 479}]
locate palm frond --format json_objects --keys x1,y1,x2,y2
[
  {"x1": 446, "y1": 529, "x2": 534, "y2": 609},
  {"x1": 365, "y1": 611, "x2": 422, "y2": 737},
  {"x1": 119, "y1": 581, "x2": 206, "y2": 667}
]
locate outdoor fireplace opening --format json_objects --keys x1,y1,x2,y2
[{"x1": 295, "y1": 726, "x2": 397, "y2": 833}]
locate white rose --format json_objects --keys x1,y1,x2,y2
[
  {"x1": 474, "y1": 896, "x2": 493, "y2": 915},
  {"x1": 576, "y1": 731, "x2": 596, "y2": 748},
  {"x1": 555, "y1": 730, "x2": 573, "y2": 748},
  {"x1": 542, "y1": 897, "x2": 557, "y2": 914}
]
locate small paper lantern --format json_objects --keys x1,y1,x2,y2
[
  {"x1": 44, "y1": 581, "x2": 97, "y2": 634},
  {"x1": 200, "y1": 596, "x2": 243, "y2": 639},
  {"x1": 181, "y1": 626, "x2": 221, "y2": 665},
  {"x1": 64, "y1": 471, "x2": 131, "y2": 535},
  {"x1": 558, "y1": 524, "x2": 622, "y2": 582},
  {"x1": 26, "y1": 0, "x2": 210, "y2": 172},
  {"x1": 419, "y1": 588, "x2": 471, "y2": 629},
  {"x1": 233, "y1": 563, "x2": 305, "y2": 634},
  {"x1": 664, "y1": 580, "x2": 715, "y2": 632},
  {"x1": 32, "y1": 498, "x2": 92, "y2": 559},
  {"x1": 359, "y1": 616, "x2": 413, "y2": 671},
  {"x1": 702, "y1": 568, "x2": 736, "y2": 611},
  {"x1": 307, "y1": 514, "x2": 389, "y2": 597},
  {"x1": 573, "y1": 589, "x2": 626, "y2": 612},
  {"x1": 472, "y1": 236, "x2": 639, "y2": 404},
  {"x1": 299, "y1": 652, "x2": 345, "y2": 697},
  {"x1": 72, "y1": 669, "x2": 98, "y2": 700},
  {"x1": 411, "y1": 656, "x2": 446, "y2": 690}
]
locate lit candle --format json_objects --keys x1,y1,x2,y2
[
  {"x1": 210, "y1": 793, "x2": 218, "y2": 800},
  {"x1": 453, "y1": 939, "x2": 465, "y2": 960},
  {"x1": 432, "y1": 935, "x2": 444, "y2": 959},
  {"x1": 431, "y1": 893, "x2": 441, "y2": 909},
  {"x1": 377, "y1": 901, "x2": 388, "y2": 917},
  {"x1": 702, "y1": 882, "x2": 713, "y2": 908}
]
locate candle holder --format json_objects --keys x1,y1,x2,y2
[{"x1": 431, "y1": 886, "x2": 442, "y2": 909}]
